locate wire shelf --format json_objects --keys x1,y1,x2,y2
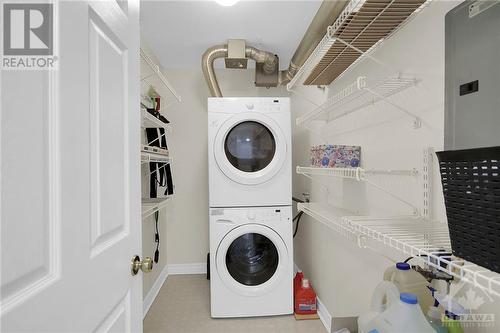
[
  {"x1": 298, "y1": 202, "x2": 500, "y2": 298},
  {"x1": 297, "y1": 202, "x2": 359, "y2": 238},
  {"x1": 142, "y1": 197, "x2": 172, "y2": 219},
  {"x1": 140, "y1": 48, "x2": 181, "y2": 103},
  {"x1": 297, "y1": 166, "x2": 361, "y2": 180},
  {"x1": 297, "y1": 166, "x2": 420, "y2": 215},
  {"x1": 141, "y1": 108, "x2": 172, "y2": 132},
  {"x1": 141, "y1": 151, "x2": 171, "y2": 164},
  {"x1": 296, "y1": 75, "x2": 419, "y2": 128},
  {"x1": 297, "y1": 166, "x2": 418, "y2": 180},
  {"x1": 287, "y1": 0, "x2": 431, "y2": 89}
]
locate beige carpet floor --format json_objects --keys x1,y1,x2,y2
[{"x1": 144, "y1": 274, "x2": 327, "y2": 333}]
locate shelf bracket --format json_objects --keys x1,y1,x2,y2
[
  {"x1": 363, "y1": 86, "x2": 421, "y2": 129},
  {"x1": 333, "y1": 36, "x2": 388, "y2": 69},
  {"x1": 362, "y1": 178, "x2": 420, "y2": 216}
]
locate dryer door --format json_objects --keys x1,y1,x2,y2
[
  {"x1": 214, "y1": 112, "x2": 287, "y2": 185},
  {"x1": 216, "y1": 224, "x2": 289, "y2": 297}
]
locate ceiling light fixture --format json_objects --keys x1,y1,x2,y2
[{"x1": 215, "y1": 0, "x2": 239, "y2": 6}]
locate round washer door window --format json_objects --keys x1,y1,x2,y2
[
  {"x1": 225, "y1": 233, "x2": 278, "y2": 286},
  {"x1": 224, "y1": 121, "x2": 276, "y2": 173},
  {"x1": 216, "y1": 223, "x2": 289, "y2": 296}
]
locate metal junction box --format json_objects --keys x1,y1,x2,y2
[
  {"x1": 225, "y1": 39, "x2": 247, "y2": 69},
  {"x1": 445, "y1": 1, "x2": 500, "y2": 150}
]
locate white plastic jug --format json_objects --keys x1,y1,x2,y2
[
  {"x1": 358, "y1": 281, "x2": 399, "y2": 333},
  {"x1": 358, "y1": 281, "x2": 435, "y2": 333},
  {"x1": 383, "y1": 262, "x2": 433, "y2": 312}
]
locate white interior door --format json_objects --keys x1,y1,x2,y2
[{"x1": 1, "y1": 1, "x2": 143, "y2": 331}]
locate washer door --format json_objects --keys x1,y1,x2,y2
[
  {"x1": 214, "y1": 113, "x2": 287, "y2": 185},
  {"x1": 216, "y1": 224, "x2": 289, "y2": 297}
]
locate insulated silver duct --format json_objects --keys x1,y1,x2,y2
[
  {"x1": 202, "y1": 44, "x2": 278, "y2": 97},
  {"x1": 279, "y1": 0, "x2": 348, "y2": 85},
  {"x1": 201, "y1": 1, "x2": 347, "y2": 96},
  {"x1": 202, "y1": 44, "x2": 228, "y2": 98}
]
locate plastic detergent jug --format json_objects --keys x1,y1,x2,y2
[
  {"x1": 294, "y1": 270, "x2": 304, "y2": 297},
  {"x1": 383, "y1": 262, "x2": 433, "y2": 312},
  {"x1": 358, "y1": 282, "x2": 435, "y2": 333},
  {"x1": 294, "y1": 278, "x2": 317, "y2": 315},
  {"x1": 358, "y1": 281, "x2": 400, "y2": 333}
]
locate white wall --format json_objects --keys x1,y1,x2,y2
[{"x1": 292, "y1": 1, "x2": 500, "y2": 332}]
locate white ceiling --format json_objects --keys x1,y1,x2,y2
[{"x1": 140, "y1": 0, "x2": 322, "y2": 70}]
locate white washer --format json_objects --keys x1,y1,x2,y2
[
  {"x1": 209, "y1": 206, "x2": 293, "y2": 318},
  {"x1": 208, "y1": 97, "x2": 291, "y2": 208}
]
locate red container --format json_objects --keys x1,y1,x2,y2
[
  {"x1": 293, "y1": 270, "x2": 304, "y2": 298},
  {"x1": 294, "y1": 278, "x2": 317, "y2": 315}
]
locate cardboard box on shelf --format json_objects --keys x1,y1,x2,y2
[{"x1": 310, "y1": 145, "x2": 361, "y2": 168}]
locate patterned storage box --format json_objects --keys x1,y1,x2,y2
[{"x1": 310, "y1": 145, "x2": 361, "y2": 168}]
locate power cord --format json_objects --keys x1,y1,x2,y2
[
  {"x1": 154, "y1": 211, "x2": 160, "y2": 263},
  {"x1": 292, "y1": 194, "x2": 309, "y2": 238},
  {"x1": 293, "y1": 211, "x2": 303, "y2": 238}
]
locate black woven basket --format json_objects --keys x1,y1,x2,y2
[{"x1": 436, "y1": 146, "x2": 500, "y2": 274}]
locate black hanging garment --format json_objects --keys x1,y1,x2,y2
[
  {"x1": 146, "y1": 128, "x2": 163, "y2": 198},
  {"x1": 158, "y1": 128, "x2": 174, "y2": 195},
  {"x1": 146, "y1": 127, "x2": 174, "y2": 197}
]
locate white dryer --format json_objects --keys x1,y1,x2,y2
[
  {"x1": 209, "y1": 206, "x2": 293, "y2": 318},
  {"x1": 208, "y1": 97, "x2": 291, "y2": 208}
]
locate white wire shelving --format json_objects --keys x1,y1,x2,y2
[
  {"x1": 295, "y1": 75, "x2": 420, "y2": 129},
  {"x1": 297, "y1": 166, "x2": 417, "y2": 180},
  {"x1": 287, "y1": 0, "x2": 432, "y2": 90},
  {"x1": 141, "y1": 108, "x2": 172, "y2": 132},
  {"x1": 142, "y1": 196, "x2": 172, "y2": 219},
  {"x1": 297, "y1": 166, "x2": 420, "y2": 216},
  {"x1": 141, "y1": 151, "x2": 171, "y2": 164},
  {"x1": 140, "y1": 48, "x2": 181, "y2": 105},
  {"x1": 298, "y1": 202, "x2": 500, "y2": 298}
]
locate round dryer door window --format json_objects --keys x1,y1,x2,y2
[
  {"x1": 214, "y1": 112, "x2": 287, "y2": 185},
  {"x1": 225, "y1": 233, "x2": 278, "y2": 286},
  {"x1": 224, "y1": 121, "x2": 276, "y2": 172}
]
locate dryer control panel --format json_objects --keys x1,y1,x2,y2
[{"x1": 208, "y1": 97, "x2": 290, "y2": 114}]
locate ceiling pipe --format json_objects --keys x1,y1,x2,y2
[
  {"x1": 279, "y1": 0, "x2": 348, "y2": 85},
  {"x1": 202, "y1": 1, "x2": 347, "y2": 96},
  {"x1": 202, "y1": 44, "x2": 227, "y2": 97},
  {"x1": 202, "y1": 44, "x2": 278, "y2": 97}
]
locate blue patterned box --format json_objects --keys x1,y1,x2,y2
[{"x1": 310, "y1": 145, "x2": 361, "y2": 168}]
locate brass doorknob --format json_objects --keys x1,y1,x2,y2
[{"x1": 131, "y1": 255, "x2": 154, "y2": 276}]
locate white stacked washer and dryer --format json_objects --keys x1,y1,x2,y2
[{"x1": 207, "y1": 97, "x2": 293, "y2": 318}]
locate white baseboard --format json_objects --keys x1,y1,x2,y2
[
  {"x1": 294, "y1": 263, "x2": 332, "y2": 333},
  {"x1": 167, "y1": 262, "x2": 206, "y2": 275},
  {"x1": 317, "y1": 296, "x2": 332, "y2": 333},
  {"x1": 143, "y1": 264, "x2": 169, "y2": 319}
]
